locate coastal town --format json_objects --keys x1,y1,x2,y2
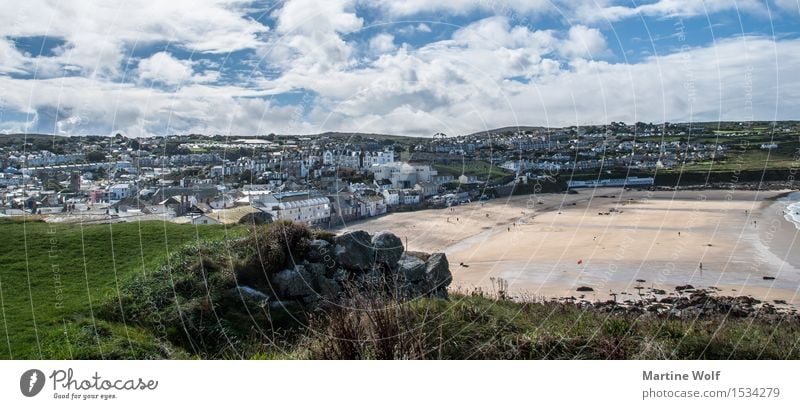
[{"x1": 1, "y1": 121, "x2": 797, "y2": 226}]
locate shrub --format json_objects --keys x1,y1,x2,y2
[
  {"x1": 312, "y1": 229, "x2": 337, "y2": 243},
  {"x1": 236, "y1": 221, "x2": 314, "y2": 286}
]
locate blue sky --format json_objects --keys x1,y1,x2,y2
[{"x1": 0, "y1": 0, "x2": 798, "y2": 136}]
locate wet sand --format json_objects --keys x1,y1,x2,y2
[{"x1": 339, "y1": 188, "x2": 800, "y2": 305}]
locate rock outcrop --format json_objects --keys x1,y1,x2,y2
[
  {"x1": 333, "y1": 230, "x2": 374, "y2": 271},
  {"x1": 267, "y1": 230, "x2": 451, "y2": 308},
  {"x1": 574, "y1": 289, "x2": 799, "y2": 324}
]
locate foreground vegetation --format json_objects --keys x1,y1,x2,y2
[
  {"x1": 0, "y1": 218, "x2": 243, "y2": 359},
  {"x1": 2, "y1": 219, "x2": 799, "y2": 359}
]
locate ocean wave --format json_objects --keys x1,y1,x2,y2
[{"x1": 784, "y1": 201, "x2": 800, "y2": 229}]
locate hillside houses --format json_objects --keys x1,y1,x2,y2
[
  {"x1": 252, "y1": 191, "x2": 331, "y2": 226},
  {"x1": 370, "y1": 162, "x2": 437, "y2": 189},
  {"x1": 4, "y1": 122, "x2": 778, "y2": 224}
]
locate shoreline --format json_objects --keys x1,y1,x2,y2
[{"x1": 339, "y1": 188, "x2": 800, "y2": 306}]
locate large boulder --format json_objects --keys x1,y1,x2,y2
[
  {"x1": 397, "y1": 253, "x2": 426, "y2": 282},
  {"x1": 273, "y1": 265, "x2": 316, "y2": 298},
  {"x1": 422, "y1": 252, "x2": 452, "y2": 293},
  {"x1": 334, "y1": 230, "x2": 375, "y2": 271},
  {"x1": 372, "y1": 231, "x2": 404, "y2": 268},
  {"x1": 236, "y1": 286, "x2": 270, "y2": 303},
  {"x1": 307, "y1": 239, "x2": 332, "y2": 263},
  {"x1": 316, "y1": 277, "x2": 342, "y2": 301},
  {"x1": 303, "y1": 261, "x2": 326, "y2": 281}
]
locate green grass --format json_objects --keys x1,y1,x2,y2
[
  {"x1": 674, "y1": 149, "x2": 799, "y2": 172},
  {"x1": 0, "y1": 218, "x2": 244, "y2": 359},
  {"x1": 2, "y1": 218, "x2": 798, "y2": 360},
  {"x1": 433, "y1": 160, "x2": 511, "y2": 180},
  {"x1": 295, "y1": 295, "x2": 800, "y2": 359}
]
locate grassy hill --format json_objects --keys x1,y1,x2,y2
[
  {"x1": 0, "y1": 218, "x2": 244, "y2": 359},
  {"x1": 2, "y1": 219, "x2": 798, "y2": 360}
]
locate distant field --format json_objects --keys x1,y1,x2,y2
[
  {"x1": 0, "y1": 219, "x2": 244, "y2": 359},
  {"x1": 673, "y1": 149, "x2": 799, "y2": 172},
  {"x1": 433, "y1": 160, "x2": 511, "y2": 180}
]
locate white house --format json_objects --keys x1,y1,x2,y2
[
  {"x1": 381, "y1": 189, "x2": 400, "y2": 206},
  {"x1": 370, "y1": 162, "x2": 438, "y2": 189},
  {"x1": 399, "y1": 189, "x2": 420, "y2": 204},
  {"x1": 253, "y1": 191, "x2": 330, "y2": 226},
  {"x1": 362, "y1": 149, "x2": 395, "y2": 168},
  {"x1": 358, "y1": 194, "x2": 387, "y2": 217},
  {"x1": 108, "y1": 183, "x2": 132, "y2": 200},
  {"x1": 190, "y1": 214, "x2": 221, "y2": 225},
  {"x1": 414, "y1": 182, "x2": 438, "y2": 198},
  {"x1": 323, "y1": 150, "x2": 334, "y2": 165}
]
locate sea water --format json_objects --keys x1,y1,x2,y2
[{"x1": 783, "y1": 193, "x2": 800, "y2": 229}]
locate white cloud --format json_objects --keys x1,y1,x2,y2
[
  {"x1": 775, "y1": 0, "x2": 800, "y2": 14},
  {"x1": 415, "y1": 23, "x2": 432, "y2": 33},
  {"x1": 0, "y1": 0, "x2": 269, "y2": 78},
  {"x1": 0, "y1": 74, "x2": 315, "y2": 136},
  {"x1": 364, "y1": 0, "x2": 554, "y2": 17},
  {"x1": 269, "y1": 29, "x2": 800, "y2": 136},
  {"x1": 364, "y1": 0, "x2": 769, "y2": 24},
  {"x1": 369, "y1": 33, "x2": 396, "y2": 54},
  {"x1": 264, "y1": 0, "x2": 363, "y2": 73},
  {"x1": 0, "y1": 38, "x2": 27, "y2": 74},
  {"x1": 0, "y1": 0, "x2": 798, "y2": 137},
  {"x1": 137, "y1": 52, "x2": 194, "y2": 86},
  {"x1": 576, "y1": 0, "x2": 768, "y2": 23},
  {"x1": 558, "y1": 25, "x2": 609, "y2": 59}
]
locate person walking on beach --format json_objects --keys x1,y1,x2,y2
[{"x1": 699, "y1": 262, "x2": 703, "y2": 271}]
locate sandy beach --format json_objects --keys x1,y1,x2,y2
[{"x1": 338, "y1": 188, "x2": 800, "y2": 305}]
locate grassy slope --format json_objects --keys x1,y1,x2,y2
[
  {"x1": 433, "y1": 161, "x2": 511, "y2": 180},
  {"x1": 292, "y1": 295, "x2": 800, "y2": 360},
  {"x1": 2, "y1": 218, "x2": 798, "y2": 360},
  {"x1": 0, "y1": 218, "x2": 244, "y2": 359}
]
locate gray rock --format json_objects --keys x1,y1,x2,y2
[
  {"x1": 269, "y1": 300, "x2": 302, "y2": 311},
  {"x1": 307, "y1": 239, "x2": 332, "y2": 263},
  {"x1": 303, "y1": 261, "x2": 326, "y2": 280},
  {"x1": 372, "y1": 231, "x2": 404, "y2": 267},
  {"x1": 302, "y1": 294, "x2": 322, "y2": 306},
  {"x1": 334, "y1": 230, "x2": 375, "y2": 271},
  {"x1": 397, "y1": 253, "x2": 426, "y2": 282},
  {"x1": 273, "y1": 265, "x2": 315, "y2": 298},
  {"x1": 422, "y1": 252, "x2": 452, "y2": 292},
  {"x1": 317, "y1": 277, "x2": 342, "y2": 300},
  {"x1": 331, "y1": 268, "x2": 349, "y2": 283},
  {"x1": 236, "y1": 286, "x2": 270, "y2": 303}
]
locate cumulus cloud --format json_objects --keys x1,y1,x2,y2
[
  {"x1": 0, "y1": 38, "x2": 27, "y2": 74},
  {"x1": 137, "y1": 52, "x2": 194, "y2": 86},
  {"x1": 0, "y1": 0, "x2": 797, "y2": 137},
  {"x1": 369, "y1": 33, "x2": 396, "y2": 55},
  {"x1": 579, "y1": 0, "x2": 768, "y2": 23},
  {"x1": 364, "y1": 0, "x2": 770, "y2": 24},
  {"x1": 558, "y1": 25, "x2": 610, "y2": 59},
  {"x1": 264, "y1": 0, "x2": 362, "y2": 73},
  {"x1": 0, "y1": 0, "x2": 269, "y2": 78},
  {"x1": 774, "y1": 0, "x2": 800, "y2": 14}
]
